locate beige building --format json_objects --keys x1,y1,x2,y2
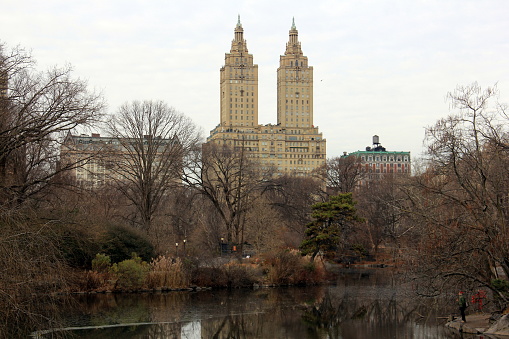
[
  {"x1": 60, "y1": 133, "x2": 118, "y2": 187},
  {"x1": 207, "y1": 17, "x2": 326, "y2": 177},
  {"x1": 61, "y1": 133, "x2": 181, "y2": 188}
]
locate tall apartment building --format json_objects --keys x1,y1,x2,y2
[
  {"x1": 60, "y1": 133, "x2": 119, "y2": 187},
  {"x1": 61, "y1": 133, "x2": 181, "y2": 187},
  {"x1": 347, "y1": 135, "x2": 411, "y2": 185},
  {"x1": 207, "y1": 17, "x2": 326, "y2": 176}
]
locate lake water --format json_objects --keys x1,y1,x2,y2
[{"x1": 34, "y1": 269, "x2": 477, "y2": 338}]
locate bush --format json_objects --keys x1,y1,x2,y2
[
  {"x1": 53, "y1": 222, "x2": 101, "y2": 269},
  {"x1": 191, "y1": 262, "x2": 261, "y2": 288},
  {"x1": 101, "y1": 225, "x2": 155, "y2": 263},
  {"x1": 263, "y1": 249, "x2": 326, "y2": 285},
  {"x1": 191, "y1": 266, "x2": 228, "y2": 288},
  {"x1": 110, "y1": 253, "x2": 149, "y2": 290},
  {"x1": 223, "y1": 262, "x2": 261, "y2": 288},
  {"x1": 263, "y1": 249, "x2": 301, "y2": 285},
  {"x1": 92, "y1": 253, "x2": 111, "y2": 273}
]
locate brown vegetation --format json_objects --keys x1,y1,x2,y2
[{"x1": 2, "y1": 38, "x2": 509, "y2": 334}]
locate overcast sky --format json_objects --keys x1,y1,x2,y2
[{"x1": 2, "y1": 0, "x2": 508, "y2": 160}]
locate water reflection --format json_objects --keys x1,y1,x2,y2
[{"x1": 39, "y1": 269, "x2": 472, "y2": 339}]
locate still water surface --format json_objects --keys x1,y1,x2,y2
[{"x1": 37, "y1": 269, "x2": 476, "y2": 338}]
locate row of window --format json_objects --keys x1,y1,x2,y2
[
  {"x1": 286, "y1": 99, "x2": 309, "y2": 104},
  {"x1": 285, "y1": 70, "x2": 310, "y2": 75},
  {"x1": 361, "y1": 155, "x2": 409, "y2": 162}
]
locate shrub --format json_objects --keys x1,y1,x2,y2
[
  {"x1": 92, "y1": 253, "x2": 111, "y2": 273},
  {"x1": 223, "y1": 262, "x2": 261, "y2": 288},
  {"x1": 263, "y1": 249, "x2": 326, "y2": 285},
  {"x1": 263, "y1": 249, "x2": 301, "y2": 285},
  {"x1": 191, "y1": 266, "x2": 228, "y2": 288},
  {"x1": 110, "y1": 253, "x2": 149, "y2": 290},
  {"x1": 190, "y1": 262, "x2": 261, "y2": 288},
  {"x1": 53, "y1": 222, "x2": 101, "y2": 269},
  {"x1": 101, "y1": 225, "x2": 155, "y2": 263}
]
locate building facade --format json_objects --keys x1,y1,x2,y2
[
  {"x1": 61, "y1": 133, "x2": 181, "y2": 188},
  {"x1": 207, "y1": 17, "x2": 326, "y2": 177},
  {"x1": 347, "y1": 135, "x2": 411, "y2": 185},
  {"x1": 60, "y1": 133, "x2": 118, "y2": 187}
]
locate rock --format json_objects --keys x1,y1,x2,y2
[{"x1": 485, "y1": 314, "x2": 509, "y2": 336}]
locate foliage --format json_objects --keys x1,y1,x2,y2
[
  {"x1": 92, "y1": 253, "x2": 111, "y2": 273},
  {"x1": 110, "y1": 253, "x2": 150, "y2": 290},
  {"x1": 56, "y1": 223, "x2": 101, "y2": 269},
  {"x1": 351, "y1": 244, "x2": 368, "y2": 258},
  {"x1": 300, "y1": 193, "x2": 363, "y2": 260},
  {"x1": 223, "y1": 262, "x2": 261, "y2": 288},
  {"x1": 191, "y1": 266, "x2": 229, "y2": 288},
  {"x1": 101, "y1": 224, "x2": 155, "y2": 263},
  {"x1": 190, "y1": 261, "x2": 262, "y2": 288},
  {"x1": 492, "y1": 279, "x2": 509, "y2": 296}
]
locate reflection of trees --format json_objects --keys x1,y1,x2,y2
[
  {"x1": 302, "y1": 292, "x2": 416, "y2": 338},
  {"x1": 53, "y1": 272, "x2": 457, "y2": 338}
]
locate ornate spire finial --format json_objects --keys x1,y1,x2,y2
[
  {"x1": 237, "y1": 14, "x2": 242, "y2": 28},
  {"x1": 291, "y1": 17, "x2": 296, "y2": 30}
]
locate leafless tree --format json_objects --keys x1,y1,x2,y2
[
  {"x1": 316, "y1": 155, "x2": 365, "y2": 195},
  {"x1": 355, "y1": 174, "x2": 414, "y2": 255},
  {"x1": 407, "y1": 83, "x2": 509, "y2": 302},
  {"x1": 264, "y1": 175, "x2": 324, "y2": 244},
  {"x1": 0, "y1": 43, "x2": 104, "y2": 206},
  {"x1": 183, "y1": 142, "x2": 271, "y2": 248},
  {"x1": 106, "y1": 100, "x2": 201, "y2": 232}
]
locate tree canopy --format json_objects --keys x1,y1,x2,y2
[{"x1": 300, "y1": 193, "x2": 363, "y2": 261}]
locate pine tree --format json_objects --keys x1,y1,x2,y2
[{"x1": 300, "y1": 193, "x2": 362, "y2": 261}]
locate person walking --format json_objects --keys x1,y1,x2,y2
[{"x1": 458, "y1": 291, "x2": 467, "y2": 322}]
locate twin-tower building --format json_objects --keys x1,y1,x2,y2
[{"x1": 207, "y1": 17, "x2": 326, "y2": 176}]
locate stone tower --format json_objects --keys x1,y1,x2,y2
[
  {"x1": 277, "y1": 18, "x2": 314, "y2": 128},
  {"x1": 219, "y1": 15, "x2": 259, "y2": 128}
]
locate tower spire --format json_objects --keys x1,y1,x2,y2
[
  {"x1": 232, "y1": 15, "x2": 247, "y2": 51},
  {"x1": 285, "y1": 17, "x2": 302, "y2": 55}
]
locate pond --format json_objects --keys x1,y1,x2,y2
[{"x1": 33, "y1": 269, "x2": 477, "y2": 338}]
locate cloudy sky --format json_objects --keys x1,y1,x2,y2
[{"x1": 2, "y1": 0, "x2": 508, "y2": 159}]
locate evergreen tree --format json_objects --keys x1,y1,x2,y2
[{"x1": 300, "y1": 193, "x2": 362, "y2": 261}]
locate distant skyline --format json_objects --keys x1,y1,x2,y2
[{"x1": 2, "y1": 0, "x2": 508, "y2": 160}]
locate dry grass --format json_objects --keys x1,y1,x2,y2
[{"x1": 147, "y1": 256, "x2": 189, "y2": 289}]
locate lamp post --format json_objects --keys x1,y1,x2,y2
[
  {"x1": 220, "y1": 237, "x2": 224, "y2": 256},
  {"x1": 183, "y1": 239, "x2": 186, "y2": 256},
  {"x1": 175, "y1": 242, "x2": 179, "y2": 257}
]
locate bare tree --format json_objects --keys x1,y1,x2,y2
[
  {"x1": 407, "y1": 83, "x2": 509, "y2": 302},
  {"x1": 106, "y1": 100, "x2": 201, "y2": 232},
  {"x1": 355, "y1": 174, "x2": 414, "y2": 258},
  {"x1": 0, "y1": 43, "x2": 104, "y2": 206},
  {"x1": 183, "y1": 143, "x2": 270, "y2": 248},
  {"x1": 264, "y1": 175, "x2": 324, "y2": 244},
  {"x1": 316, "y1": 155, "x2": 365, "y2": 194}
]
